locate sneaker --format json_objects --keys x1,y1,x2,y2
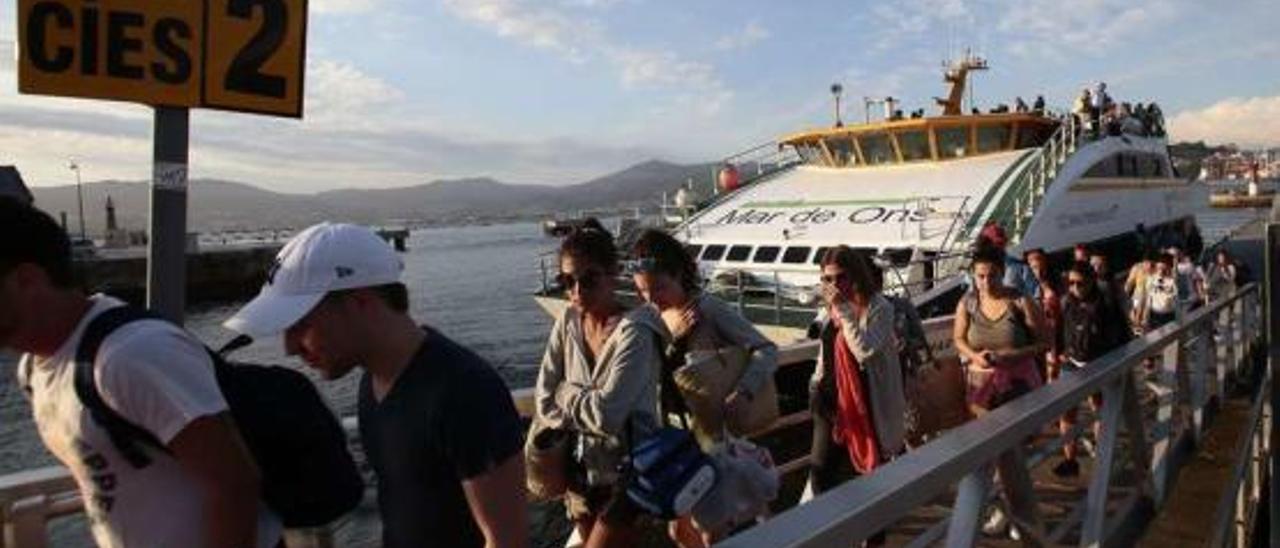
[
  {"x1": 982, "y1": 506, "x2": 1009, "y2": 535},
  {"x1": 1052, "y1": 458, "x2": 1081, "y2": 478},
  {"x1": 1081, "y1": 438, "x2": 1097, "y2": 458}
]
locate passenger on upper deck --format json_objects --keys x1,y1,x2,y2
[
  {"x1": 224, "y1": 222, "x2": 528, "y2": 548},
  {"x1": 535, "y1": 220, "x2": 666, "y2": 548},
  {"x1": 1033, "y1": 95, "x2": 1046, "y2": 115},
  {"x1": 0, "y1": 198, "x2": 280, "y2": 548},
  {"x1": 1014, "y1": 97, "x2": 1029, "y2": 113}
]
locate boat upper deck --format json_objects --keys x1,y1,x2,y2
[{"x1": 780, "y1": 112, "x2": 1060, "y2": 168}]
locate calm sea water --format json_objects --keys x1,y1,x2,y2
[{"x1": 0, "y1": 208, "x2": 1266, "y2": 545}]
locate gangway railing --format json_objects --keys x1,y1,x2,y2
[
  {"x1": 1208, "y1": 350, "x2": 1272, "y2": 547},
  {"x1": 722, "y1": 282, "x2": 1263, "y2": 547}
]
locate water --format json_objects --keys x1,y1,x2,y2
[{"x1": 0, "y1": 208, "x2": 1267, "y2": 545}]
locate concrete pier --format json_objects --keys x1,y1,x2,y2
[{"x1": 75, "y1": 244, "x2": 280, "y2": 304}]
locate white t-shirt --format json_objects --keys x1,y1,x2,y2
[{"x1": 17, "y1": 295, "x2": 281, "y2": 548}]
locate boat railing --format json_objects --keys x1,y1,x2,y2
[
  {"x1": 721, "y1": 282, "x2": 1264, "y2": 547},
  {"x1": 536, "y1": 249, "x2": 971, "y2": 327},
  {"x1": 975, "y1": 111, "x2": 1079, "y2": 245}
]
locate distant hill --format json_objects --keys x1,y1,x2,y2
[{"x1": 28, "y1": 160, "x2": 716, "y2": 235}]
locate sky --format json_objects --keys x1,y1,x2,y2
[{"x1": 2, "y1": 0, "x2": 1278, "y2": 193}]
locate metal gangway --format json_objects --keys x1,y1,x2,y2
[{"x1": 723, "y1": 281, "x2": 1268, "y2": 547}]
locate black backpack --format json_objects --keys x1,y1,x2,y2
[{"x1": 73, "y1": 306, "x2": 363, "y2": 528}]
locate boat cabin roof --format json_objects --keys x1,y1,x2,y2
[{"x1": 780, "y1": 112, "x2": 1059, "y2": 168}]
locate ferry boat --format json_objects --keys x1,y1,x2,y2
[{"x1": 536, "y1": 54, "x2": 1204, "y2": 343}]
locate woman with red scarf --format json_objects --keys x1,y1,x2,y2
[{"x1": 807, "y1": 247, "x2": 907, "y2": 546}]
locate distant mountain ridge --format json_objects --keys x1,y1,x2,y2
[{"x1": 28, "y1": 160, "x2": 717, "y2": 235}]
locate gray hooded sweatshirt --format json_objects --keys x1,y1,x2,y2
[{"x1": 535, "y1": 305, "x2": 669, "y2": 486}]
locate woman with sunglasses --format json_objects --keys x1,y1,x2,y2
[
  {"x1": 533, "y1": 220, "x2": 668, "y2": 547},
  {"x1": 808, "y1": 247, "x2": 906, "y2": 547},
  {"x1": 628, "y1": 229, "x2": 777, "y2": 547}
]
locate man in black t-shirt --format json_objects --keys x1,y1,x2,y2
[{"x1": 224, "y1": 223, "x2": 527, "y2": 548}]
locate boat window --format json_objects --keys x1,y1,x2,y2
[
  {"x1": 752, "y1": 246, "x2": 781, "y2": 263},
  {"x1": 781, "y1": 246, "x2": 812, "y2": 264},
  {"x1": 896, "y1": 130, "x2": 931, "y2": 162},
  {"x1": 936, "y1": 126, "x2": 969, "y2": 159},
  {"x1": 1085, "y1": 156, "x2": 1118, "y2": 177},
  {"x1": 882, "y1": 248, "x2": 914, "y2": 267},
  {"x1": 1151, "y1": 156, "x2": 1164, "y2": 177},
  {"x1": 685, "y1": 244, "x2": 702, "y2": 259},
  {"x1": 701, "y1": 244, "x2": 726, "y2": 261},
  {"x1": 795, "y1": 143, "x2": 826, "y2": 165},
  {"x1": 858, "y1": 133, "x2": 896, "y2": 165},
  {"x1": 823, "y1": 137, "x2": 856, "y2": 167},
  {"x1": 726, "y1": 245, "x2": 753, "y2": 262},
  {"x1": 1016, "y1": 124, "x2": 1054, "y2": 149},
  {"x1": 976, "y1": 123, "x2": 1012, "y2": 153},
  {"x1": 812, "y1": 246, "x2": 830, "y2": 265}
]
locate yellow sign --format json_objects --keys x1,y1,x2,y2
[{"x1": 17, "y1": 0, "x2": 306, "y2": 118}]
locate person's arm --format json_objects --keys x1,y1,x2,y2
[
  {"x1": 98, "y1": 325, "x2": 261, "y2": 548},
  {"x1": 461, "y1": 453, "x2": 529, "y2": 548},
  {"x1": 169, "y1": 414, "x2": 262, "y2": 548},
  {"x1": 446, "y1": 368, "x2": 528, "y2": 548},
  {"x1": 534, "y1": 311, "x2": 569, "y2": 427},
  {"x1": 705, "y1": 296, "x2": 778, "y2": 399},
  {"x1": 832, "y1": 298, "x2": 894, "y2": 365},
  {"x1": 952, "y1": 297, "x2": 987, "y2": 366},
  {"x1": 555, "y1": 321, "x2": 658, "y2": 437}
]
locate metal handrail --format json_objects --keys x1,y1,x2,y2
[
  {"x1": 721, "y1": 283, "x2": 1263, "y2": 547},
  {"x1": 1208, "y1": 355, "x2": 1271, "y2": 546}
]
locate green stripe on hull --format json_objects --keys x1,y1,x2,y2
[{"x1": 742, "y1": 198, "x2": 922, "y2": 208}]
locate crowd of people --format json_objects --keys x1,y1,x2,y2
[
  {"x1": 1071, "y1": 82, "x2": 1167, "y2": 139},
  {"x1": 0, "y1": 192, "x2": 1247, "y2": 548}
]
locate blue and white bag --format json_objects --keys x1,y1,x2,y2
[{"x1": 625, "y1": 426, "x2": 717, "y2": 519}]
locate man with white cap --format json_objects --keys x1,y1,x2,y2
[{"x1": 225, "y1": 222, "x2": 528, "y2": 548}]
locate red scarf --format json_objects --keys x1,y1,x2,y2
[{"x1": 831, "y1": 307, "x2": 880, "y2": 474}]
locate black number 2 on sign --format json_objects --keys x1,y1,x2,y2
[
  {"x1": 205, "y1": 0, "x2": 306, "y2": 116},
  {"x1": 223, "y1": 0, "x2": 287, "y2": 99}
]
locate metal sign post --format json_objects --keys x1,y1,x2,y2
[{"x1": 147, "y1": 108, "x2": 190, "y2": 324}]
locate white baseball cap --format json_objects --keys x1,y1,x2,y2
[{"x1": 224, "y1": 222, "x2": 404, "y2": 337}]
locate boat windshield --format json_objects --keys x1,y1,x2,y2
[{"x1": 784, "y1": 114, "x2": 1057, "y2": 168}]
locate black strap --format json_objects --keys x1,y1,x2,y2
[{"x1": 74, "y1": 306, "x2": 170, "y2": 468}]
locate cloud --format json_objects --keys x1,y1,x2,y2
[
  {"x1": 999, "y1": 0, "x2": 1181, "y2": 60},
  {"x1": 440, "y1": 0, "x2": 731, "y2": 115},
  {"x1": 1167, "y1": 95, "x2": 1280, "y2": 148},
  {"x1": 0, "y1": 38, "x2": 14, "y2": 74},
  {"x1": 311, "y1": 0, "x2": 380, "y2": 15},
  {"x1": 440, "y1": 0, "x2": 593, "y2": 62},
  {"x1": 715, "y1": 21, "x2": 770, "y2": 51}
]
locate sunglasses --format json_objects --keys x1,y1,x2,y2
[
  {"x1": 623, "y1": 257, "x2": 658, "y2": 276},
  {"x1": 557, "y1": 270, "x2": 604, "y2": 291},
  {"x1": 1067, "y1": 279, "x2": 1088, "y2": 287}
]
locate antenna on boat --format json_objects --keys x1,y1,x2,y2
[
  {"x1": 933, "y1": 48, "x2": 987, "y2": 115},
  {"x1": 830, "y1": 83, "x2": 844, "y2": 127}
]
